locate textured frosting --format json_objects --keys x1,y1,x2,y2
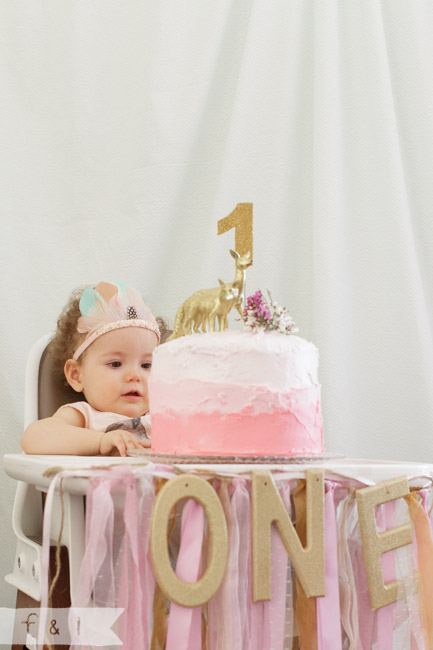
[{"x1": 149, "y1": 329, "x2": 323, "y2": 456}]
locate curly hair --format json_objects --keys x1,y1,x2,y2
[
  {"x1": 48, "y1": 287, "x2": 89, "y2": 385},
  {"x1": 48, "y1": 286, "x2": 169, "y2": 386}
]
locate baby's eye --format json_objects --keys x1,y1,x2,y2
[
  {"x1": 142, "y1": 362, "x2": 152, "y2": 369},
  {"x1": 108, "y1": 361, "x2": 122, "y2": 368}
]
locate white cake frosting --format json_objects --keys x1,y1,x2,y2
[{"x1": 149, "y1": 329, "x2": 323, "y2": 456}]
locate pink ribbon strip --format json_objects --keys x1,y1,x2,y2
[
  {"x1": 229, "y1": 478, "x2": 250, "y2": 648},
  {"x1": 75, "y1": 480, "x2": 115, "y2": 606},
  {"x1": 317, "y1": 480, "x2": 342, "y2": 650},
  {"x1": 207, "y1": 479, "x2": 230, "y2": 650},
  {"x1": 118, "y1": 475, "x2": 146, "y2": 649},
  {"x1": 265, "y1": 482, "x2": 291, "y2": 650},
  {"x1": 165, "y1": 498, "x2": 204, "y2": 650},
  {"x1": 420, "y1": 488, "x2": 433, "y2": 537},
  {"x1": 137, "y1": 474, "x2": 156, "y2": 646},
  {"x1": 236, "y1": 479, "x2": 251, "y2": 647},
  {"x1": 410, "y1": 514, "x2": 425, "y2": 650}
]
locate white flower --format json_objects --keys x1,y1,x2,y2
[{"x1": 242, "y1": 290, "x2": 298, "y2": 335}]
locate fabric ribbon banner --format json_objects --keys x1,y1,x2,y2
[{"x1": 41, "y1": 464, "x2": 433, "y2": 650}]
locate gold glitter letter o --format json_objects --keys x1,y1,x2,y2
[{"x1": 150, "y1": 474, "x2": 228, "y2": 607}]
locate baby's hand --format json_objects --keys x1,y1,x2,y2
[{"x1": 99, "y1": 429, "x2": 151, "y2": 457}]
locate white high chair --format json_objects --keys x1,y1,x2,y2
[
  {"x1": 5, "y1": 334, "x2": 86, "y2": 607},
  {"x1": 5, "y1": 325, "x2": 172, "y2": 615}
]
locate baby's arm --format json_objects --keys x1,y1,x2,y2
[{"x1": 21, "y1": 407, "x2": 150, "y2": 456}]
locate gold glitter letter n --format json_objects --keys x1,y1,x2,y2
[{"x1": 251, "y1": 469, "x2": 325, "y2": 601}]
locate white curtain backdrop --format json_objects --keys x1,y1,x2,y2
[{"x1": 1, "y1": 0, "x2": 433, "y2": 606}]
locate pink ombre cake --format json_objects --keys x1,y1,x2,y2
[{"x1": 149, "y1": 329, "x2": 323, "y2": 457}]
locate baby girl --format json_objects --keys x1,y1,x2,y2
[{"x1": 21, "y1": 281, "x2": 165, "y2": 456}]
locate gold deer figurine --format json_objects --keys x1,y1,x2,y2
[
  {"x1": 168, "y1": 249, "x2": 252, "y2": 340},
  {"x1": 229, "y1": 249, "x2": 253, "y2": 316}
]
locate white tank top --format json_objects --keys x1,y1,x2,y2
[{"x1": 58, "y1": 401, "x2": 151, "y2": 439}]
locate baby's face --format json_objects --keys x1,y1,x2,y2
[{"x1": 76, "y1": 327, "x2": 158, "y2": 417}]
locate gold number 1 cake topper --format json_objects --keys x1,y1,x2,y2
[
  {"x1": 217, "y1": 203, "x2": 253, "y2": 259},
  {"x1": 168, "y1": 203, "x2": 253, "y2": 340}
]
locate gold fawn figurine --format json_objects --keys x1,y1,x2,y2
[
  {"x1": 168, "y1": 249, "x2": 253, "y2": 339},
  {"x1": 229, "y1": 249, "x2": 253, "y2": 317}
]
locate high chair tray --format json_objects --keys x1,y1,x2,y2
[{"x1": 5, "y1": 453, "x2": 433, "y2": 492}]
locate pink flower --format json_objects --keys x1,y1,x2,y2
[{"x1": 243, "y1": 289, "x2": 298, "y2": 336}]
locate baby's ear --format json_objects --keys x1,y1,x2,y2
[{"x1": 64, "y1": 359, "x2": 84, "y2": 393}]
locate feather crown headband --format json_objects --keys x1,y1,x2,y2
[{"x1": 73, "y1": 281, "x2": 160, "y2": 360}]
